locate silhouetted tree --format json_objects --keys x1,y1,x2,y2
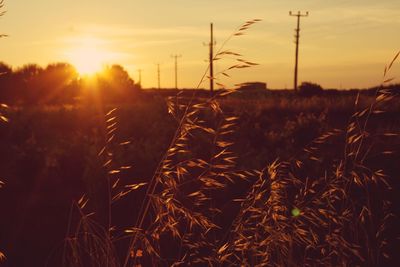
[
  {"x1": 0, "y1": 62, "x2": 11, "y2": 74},
  {"x1": 298, "y1": 81, "x2": 323, "y2": 96},
  {"x1": 96, "y1": 64, "x2": 140, "y2": 103},
  {"x1": 0, "y1": 64, "x2": 44, "y2": 104},
  {"x1": 13, "y1": 64, "x2": 44, "y2": 105},
  {"x1": 16, "y1": 64, "x2": 43, "y2": 79},
  {"x1": 40, "y1": 63, "x2": 79, "y2": 104},
  {"x1": 1, "y1": 63, "x2": 80, "y2": 105},
  {"x1": 0, "y1": 62, "x2": 142, "y2": 105}
]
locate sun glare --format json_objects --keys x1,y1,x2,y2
[
  {"x1": 71, "y1": 48, "x2": 104, "y2": 75},
  {"x1": 66, "y1": 37, "x2": 114, "y2": 76}
]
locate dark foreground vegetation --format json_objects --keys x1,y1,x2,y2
[{"x1": 0, "y1": 80, "x2": 399, "y2": 266}]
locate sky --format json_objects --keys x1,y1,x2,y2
[{"x1": 0, "y1": 0, "x2": 400, "y2": 89}]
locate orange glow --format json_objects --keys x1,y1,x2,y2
[{"x1": 66, "y1": 37, "x2": 114, "y2": 76}]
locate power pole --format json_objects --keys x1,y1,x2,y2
[
  {"x1": 156, "y1": 63, "x2": 161, "y2": 89},
  {"x1": 171, "y1": 54, "x2": 181, "y2": 89},
  {"x1": 137, "y1": 69, "x2": 142, "y2": 88},
  {"x1": 289, "y1": 11, "x2": 309, "y2": 92},
  {"x1": 209, "y1": 23, "x2": 215, "y2": 95}
]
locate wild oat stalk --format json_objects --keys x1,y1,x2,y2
[
  {"x1": 218, "y1": 51, "x2": 399, "y2": 266},
  {"x1": 122, "y1": 93, "x2": 257, "y2": 266},
  {"x1": 196, "y1": 19, "x2": 262, "y2": 91},
  {"x1": 63, "y1": 108, "x2": 145, "y2": 267},
  {"x1": 122, "y1": 20, "x2": 262, "y2": 266},
  {"x1": 63, "y1": 201, "x2": 119, "y2": 267},
  {"x1": 0, "y1": 104, "x2": 8, "y2": 195}
]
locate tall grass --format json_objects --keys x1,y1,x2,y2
[
  {"x1": 0, "y1": 109, "x2": 7, "y2": 265},
  {"x1": 219, "y1": 52, "x2": 399, "y2": 266},
  {"x1": 60, "y1": 22, "x2": 399, "y2": 266}
]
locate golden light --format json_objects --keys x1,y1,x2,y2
[
  {"x1": 66, "y1": 37, "x2": 115, "y2": 76},
  {"x1": 70, "y1": 48, "x2": 104, "y2": 75}
]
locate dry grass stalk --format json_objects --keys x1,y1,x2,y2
[
  {"x1": 121, "y1": 20, "x2": 262, "y2": 266},
  {"x1": 217, "y1": 51, "x2": 399, "y2": 266}
]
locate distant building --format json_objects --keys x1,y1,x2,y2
[{"x1": 237, "y1": 82, "x2": 267, "y2": 91}]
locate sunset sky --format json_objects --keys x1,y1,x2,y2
[{"x1": 1, "y1": 0, "x2": 399, "y2": 89}]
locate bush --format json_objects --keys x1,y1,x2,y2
[{"x1": 298, "y1": 81, "x2": 323, "y2": 96}]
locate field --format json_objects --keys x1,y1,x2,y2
[
  {"x1": 0, "y1": 89, "x2": 399, "y2": 266},
  {"x1": 2, "y1": 1, "x2": 400, "y2": 266}
]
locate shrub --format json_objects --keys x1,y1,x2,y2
[{"x1": 298, "y1": 81, "x2": 323, "y2": 96}]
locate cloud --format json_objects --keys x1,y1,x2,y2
[{"x1": 75, "y1": 24, "x2": 211, "y2": 38}]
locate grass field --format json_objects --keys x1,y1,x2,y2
[
  {"x1": 0, "y1": 89, "x2": 399, "y2": 266},
  {"x1": 1, "y1": 1, "x2": 400, "y2": 265}
]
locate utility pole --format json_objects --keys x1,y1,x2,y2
[
  {"x1": 156, "y1": 63, "x2": 161, "y2": 89},
  {"x1": 209, "y1": 23, "x2": 215, "y2": 95},
  {"x1": 289, "y1": 11, "x2": 309, "y2": 92},
  {"x1": 137, "y1": 69, "x2": 142, "y2": 88},
  {"x1": 171, "y1": 54, "x2": 181, "y2": 89}
]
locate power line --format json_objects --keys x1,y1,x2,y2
[
  {"x1": 289, "y1": 11, "x2": 309, "y2": 92},
  {"x1": 171, "y1": 54, "x2": 181, "y2": 89}
]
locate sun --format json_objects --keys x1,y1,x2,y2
[
  {"x1": 70, "y1": 47, "x2": 105, "y2": 75},
  {"x1": 66, "y1": 37, "x2": 114, "y2": 76}
]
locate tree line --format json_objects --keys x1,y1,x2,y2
[{"x1": 0, "y1": 62, "x2": 141, "y2": 105}]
